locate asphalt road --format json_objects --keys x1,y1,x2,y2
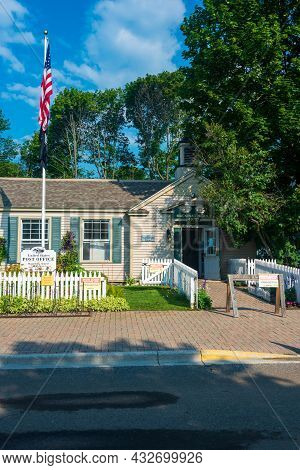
[{"x1": 0, "y1": 364, "x2": 299, "y2": 450}]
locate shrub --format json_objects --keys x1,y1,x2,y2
[
  {"x1": 5, "y1": 264, "x2": 23, "y2": 273},
  {"x1": 57, "y1": 231, "x2": 84, "y2": 273},
  {"x1": 285, "y1": 287, "x2": 297, "y2": 303},
  {"x1": 85, "y1": 296, "x2": 129, "y2": 312},
  {"x1": 0, "y1": 295, "x2": 129, "y2": 314},
  {"x1": 125, "y1": 275, "x2": 136, "y2": 286},
  {"x1": 107, "y1": 284, "x2": 124, "y2": 298},
  {"x1": 198, "y1": 288, "x2": 213, "y2": 310}
]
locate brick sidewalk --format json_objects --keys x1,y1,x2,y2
[{"x1": 0, "y1": 282, "x2": 299, "y2": 356}]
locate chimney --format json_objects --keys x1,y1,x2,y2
[{"x1": 175, "y1": 138, "x2": 195, "y2": 179}]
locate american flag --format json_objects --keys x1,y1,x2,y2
[{"x1": 38, "y1": 40, "x2": 53, "y2": 132}]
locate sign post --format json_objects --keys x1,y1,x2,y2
[{"x1": 226, "y1": 274, "x2": 286, "y2": 318}]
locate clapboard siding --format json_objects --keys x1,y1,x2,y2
[{"x1": 0, "y1": 211, "x2": 9, "y2": 239}]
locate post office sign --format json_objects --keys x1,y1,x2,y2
[{"x1": 21, "y1": 247, "x2": 56, "y2": 272}]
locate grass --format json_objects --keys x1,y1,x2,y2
[{"x1": 120, "y1": 286, "x2": 190, "y2": 311}]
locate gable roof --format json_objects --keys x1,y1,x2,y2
[
  {"x1": 128, "y1": 170, "x2": 196, "y2": 213},
  {"x1": 0, "y1": 178, "x2": 170, "y2": 211}
]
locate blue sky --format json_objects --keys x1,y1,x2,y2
[{"x1": 0, "y1": 0, "x2": 199, "y2": 143}]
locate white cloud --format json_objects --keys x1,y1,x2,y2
[
  {"x1": 0, "y1": 45, "x2": 24, "y2": 72},
  {"x1": 1, "y1": 83, "x2": 40, "y2": 107},
  {"x1": 0, "y1": 0, "x2": 35, "y2": 73},
  {"x1": 53, "y1": 68, "x2": 83, "y2": 89},
  {"x1": 64, "y1": 0, "x2": 185, "y2": 88}
]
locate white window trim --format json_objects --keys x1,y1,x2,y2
[
  {"x1": 80, "y1": 217, "x2": 112, "y2": 264},
  {"x1": 18, "y1": 217, "x2": 52, "y2": 262}
]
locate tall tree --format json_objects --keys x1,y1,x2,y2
[
  {"x1": 0, "y1": 108, "x2": 18, "y2": 163},
  {"x1": 48, "y1": 88, "x2": 94, "y2": 178},
  {"x1": 81, "y1": 89, "x2": 136, "y2": 179},
  {"x1": 20, "y1": 132, "x2": 41, "y2": 177},
  {"x1": 125, "y1": 71, "x2": 184, "y2": 180},
  {"x1": 181, "y1": 0, "x2": 300, "y2": 263}
]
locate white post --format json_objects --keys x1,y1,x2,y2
[{"x1": 41, "y1": 32, "x2": 47, "y2": 248}]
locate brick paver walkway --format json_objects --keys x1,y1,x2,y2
[{"x1": 0, "y1": 282, "x2": 299, "y2": 355}]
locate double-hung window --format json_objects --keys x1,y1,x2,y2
[
  {"x1": 83, "y1": 220, "x2": 110, "y2": 261},
  {"x1": 21, "y1": 219, "x2": 49, "y2": 251}
]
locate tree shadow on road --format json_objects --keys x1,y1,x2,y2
[{"x1": 0, "y1": 338, "x2": 299, "y2": 451}]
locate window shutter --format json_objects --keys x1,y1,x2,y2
[
  {"x1": 174, "y1": 227, "x2": 182, "y2": 261},
  {"x1": 70, "y1": 217, "x2": 80, "y2": 248},
  {"x1": 112, "y1": 217, "x2": 122, "y2": 264},
  {"x1": 8, "y1": 216, "x2": 18, "y2": 264},
  {"x1": 51, "y1": 217, "x2": 61, "y2": 253}
]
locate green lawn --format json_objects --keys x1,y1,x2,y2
[{"x1": 120, "y1": 286, "x2": 190, "y2": 311}]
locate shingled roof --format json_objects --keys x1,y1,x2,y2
[{"x1": 0, "y1": 178, "x2": 170, "y2": 210}]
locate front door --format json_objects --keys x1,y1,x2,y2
[
  {"x1": 182, "y1": 227, "x2": 201, "y2": 274},
  {"x1": 203, "y1": 228, "x2": 220, "y2": 280},
  {"x1": 174, "y1": 227, "x2": 202, "y2": 276}
]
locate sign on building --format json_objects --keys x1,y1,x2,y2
[
  {"x1": 21, "y1": 247, "x2": 56, "y2": 272},
  {"x1": 141, "y1": 234, "x2": 155, "y2": 242}
]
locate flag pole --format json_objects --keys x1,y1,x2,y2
[{"x1": 41, "y1": 30, "x2": 47, "y2": 249}]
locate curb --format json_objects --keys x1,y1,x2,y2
[
  {"x1": 0, "y1": 349, "x2": 299, "y2": 370},
  {"x1": 201, "y1": 350, "x2": 300, "y2": 365}
]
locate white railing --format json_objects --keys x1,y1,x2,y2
[
  {"x1": 0, "y1": 271, "x2": 107, "y2": 301},
  {"x1": 141, "y1": 258, "x2": 198, "y2": 308},
  {"x1": 228, "y1": 258, "x2": 300, "y2": 302},
  {"x1": 173, "y1": 260, "x2": 198, "y2": 309}
]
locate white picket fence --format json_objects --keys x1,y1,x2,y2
[
  {"x1": 0, "y1": 271, "x2": 107, "y2": 301},
  {"x1": 141, "y1": 258, "x2": 198, "y2": 308},
  {"x1": 229, "y1": 258, "x2": 300, "y2": 302}
]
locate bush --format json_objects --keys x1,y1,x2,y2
[
  {"x1": 198, "y1": 288, "x2": 213, "y2": 310},
  {"x1": 125, "y1": 275, "x2": 136, "y2": 286},
  {"x1": 0, "y1": 295, "x2": 129, "y2": 315},
  {"x1": 107, "y1": 284, "x2": 124, "y2": 298},
  {"x1": 285, "y1": 287, "x2": 297, "y2": 303},
  {"x1": 57, "y1": 231, "x2": 84, "y2": 273},
  {"x1": 5, "y1": 264, "x2": 22, "y2": 273},
  {"x1": 85, "y1": 296, "x2": 129, "y2": 312}
]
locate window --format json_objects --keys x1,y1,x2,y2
[
  {"x1": 21, "y1": 219, "x2": 49, "y2": 251},
  {"x1": 83, "y1": 220, "x2": 110, "y2": 261},
  {"x1": 205, "y1": 229, "x2": 216, "y2": 256}
]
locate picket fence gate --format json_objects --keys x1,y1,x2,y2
[
  {"x1": 141, "y1": 258, "x2": 198, "y2": 308},
  {"x1": 0, "y1": 271, "x2": 107, "y2": 301}
]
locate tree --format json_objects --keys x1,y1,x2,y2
[
  {"x1": 181, "y1": 0, "x2": 300, "y2": 263},
  {"x1": 81, "y1": 89, "x2": 136, "y2": 179},
  {"x1": 0, "y1": 108, "x2": 18, "y2": 164},
  {"x1": 20, "y1": 132, "x2": 41, "y2": 177},
  {"x1": 125, "y1": 71, "x2": 184, "y2": 180},
  {"x1": 48, "y1": 88, "x2": 94, "y2": 178}
]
